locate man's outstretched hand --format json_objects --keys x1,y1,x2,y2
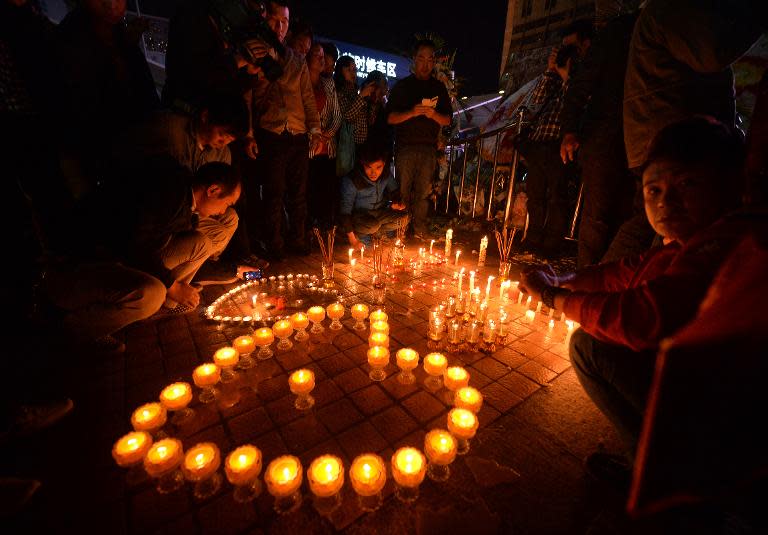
[{"x1": 167, "y1": 281, "x2": 201, "y2": 308}]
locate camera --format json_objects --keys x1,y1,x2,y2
[
  {"x1": 243, "y1": 269, "x2": 263, "y2": 281},
  {"x1": 208, "y1": 0, "x2": 285, "y2": 82}
]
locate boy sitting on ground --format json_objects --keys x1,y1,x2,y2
[
  {"x1": 340, "y1": 142, "x2": 409, "y2": 249},
  {"x1": 519, "y1": 117, "x2": 749, "y2": 484}
]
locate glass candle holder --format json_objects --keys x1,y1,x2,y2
[
  {"x1": 498, "y1": 260, "x2": 512, "y2": 282},
  {"x1": 307, "y1": 306, "x2": 326, "y2": 334},
  {"x1": 444, "y1": 295, "x2": 456, "y2": 318},
  {"x1": 159, "y1": 382, "x2": 194, "y2": 426},
  {"x1": 367, "y1": 346, "x2": 390, "y2": 381},
  {"x1": 182, "y1": 443, "x2": 222, "y2": 500},
  {"x1": 288, "y1": 369, "x2": 315, "y2": 410},
  {"x1": 423, "y1": 353, "x2": 448, "y2": 391},
  {"x1": 391, "y1": 447, "x2": 427, "y2": 503},
  {"x1": 131, "y1": 402, "x2": 167, "y2": 436},
  {"x1": 326, "y1": 302, "x2": 345, "y2": 330},
  {"x1": 368, "y1": 332, "x2": 389, "y2": 349},
  {"x1": 466, "y1": 320, "x2": 483, "y2": 349},
  {"x1": 369, "y1": 309, "x2": 388, "y2": 323},
  {"x1": 427, "y1": 317, "x2": 445, "y2": 350},
  {"x1": 112, "y1": 431, "x2": 153, "y2": 485},
  {"x1": 308, "y1": 455, "x2": 344, "y2": 515},
  {"x1": 447, "y1": 320, "x2": 462, "y2": 353},
  {"x1": 225, "y1": 445, "x2": 263, "y2": 504},
  {"x1": 144, "y1": 438, "x2": 184, "y2": 494},
  {"x1": 424, "y1": 429, "x2": 458, "y2": 482},
  {"x1": 455, "y1": 292, "x2": 466, "y2": 315},
  {"x1": 351, "y1": 303, "x2": 369, "y2": 331},
  {"x1": 349, "y1": 454, "x2": 386, "y2": 512},
  {"x1": 447, "y1": 408, "x2": 479, "y2": 455},
  {"x1": 233, "y1": 335, "x2": 256, "y2": 370},
  {"x1": 321, "y1": 261, "x2": 335, "y2": 288},
  {"x1": 272, "y1": 319, "x2": 294, "y2": 351},
  {"x1": 192, "y1": 363, "x2": 220, "y2": 404},
  {"x1": 265, "y1": 455, "x2": 303, "y2": 514},
  {"x1": 213, "y1": 347, "x2": 240, "y2": 382},
  {"x1": 482, "y1": 319, "x2": 497, "y2": 352},
  {"x1": 290, "y1": 312, "x2": 310, "y2": 342},
  {"x1": 443, "y1": 366, "x2": 470, "y2": 404},
  {"x1": 395, "y1": 348, "x2": 419, "y2": 385},
  {"x1": 370, "y1": 320, "x2": 389, "y2": 336},
  {"x1": 253, "y1": 327, "x2": 275, "y2": 359},
  {"x1": 454, "y1": 386, "x2": 484, "y2": 413}
]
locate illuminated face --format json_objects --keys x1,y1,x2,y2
[
  {"x1": 323, "y1": 54, "x2": 336, "y2": 76},
  {"x1": 342, "y1": 62, "x2": 357, "y2": 84},
  {"x1": 197, "y1": 183, "x2": 241, "y2": 218},
  {"x1": 266, "y1": 2, "x2": 289, "y2": 43},
  {"x1": 642, "y1": 160, "x2": 725, "y2": 243},
  {"x1": 198, "y1": 123, "x2": 235, "y2": 150},
  {"x1": 413, "y1": 45, "x2": 436, "y2": 79},
  {"x1": 362, "y1": 160, "x2": 385, "y2": 182},
  {"x1": 307, "y1": 44, "x2": 325, "y2": 74}
]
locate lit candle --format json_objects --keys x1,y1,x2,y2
[
  {"x1": 469, "y1": 271, "x2": 476, "y2": 294},
  {"x1": 159, "y1": 382, "x2": 192, "y2": 411},
  {"x1": 424, "y1": 352, "x2": 448, "y2": 376},
  {"x1": 466, "y1": 320, "x2": 482, "y2": 344},
  {"x1": 424, "y1": 429, "x2": 457, "y2": 466},
  {"x1": 445, "y1": 228, "x2": 453, "y2": 257},
  {"x1": 477, "y1": 302, "x2": 488, "y2": 323},
  {"x1": 213, "y1": 346, "x2": 239, "y2": 369},
  {"x1": 369, "y1": 309, "x2": 388, "y2": 322},
  {"x1": 225, "y1": 445, "x2": 262, "y2": 486},
  {"x1": 272, "y1": 319, "x2": 293, "y2": 339},
  {"x1": 447, "y1": 320, "x2": 462, "y2": 345},
  {"x1": 233, "y1": 335, "x2": 256, "y2": 356},
  {"x1": 368, "y1": 332, "x2": 389, "y2": 348},
  {"x1": 499, "y1": 280, "x2": 511, "y2": 301},
  {"x1": 360, "y1": 245, "x2": 365, "y2": 260},
  {"x1": 182, "y1": 442, "x2": 221, "y2": 482},
  {"x1": 367, "y1": 345, "x2": 390, "y2": 368},
  {"x1": 288, "y1": 369, "x2": 315, "y2": 395},
  {"x1": 484, "y1": 276, "x2": 495, "y2": 303},
  {"x1": 348, "y1": 248, "x2": 354, "y2": 264},
  {"x1": 308, "y1": 455, "x2": 344, "y2": 498},
  {"x1": 350, "y1": 258, "x2": 357, "y2": 268},
  {"x1": 524, "y1": 309, "x2": 536, "y2": 324},
  {"x1": 131, "y1": 402, "x2": 167, "y2": 433},
  {"x1": 447, "y1": 408, "x2": 479, "y2": 440},
  {"x1": 396, "y1": 348, "x2": 419, "y2": 371},
  {"x1": 454, "y1": 250, "x2": 461, "y2": 265},
  {"x1": 443, "y1": 366, "x2": 470, "y2": 391},
  {"x1": 349, "y1": 454, "x2": 386, "y2": 497},
  {"x1": 482, "y1": 319, "x2": 496, "y2": 344},
  {"x1": 291, "y1": 312, "x2": 309, "y2": 331},
  {"x1": 458, "y1": 267, "x2": 465, "y2": 294},
  {"x1": 351, "y1": 303, "x2": 369, "y2": 331},
  {"x1": 454, "y1": 386, "x2": 483, "y2": 413},
  {"x1": 429, "y1": 239, "x2": 435, "y2": 255},
  {"x1": 548, "y1": 319, "x2": 555, "y2": 330},
  {"x1": 254, "y1": 327, "x2": 275, "y2": 346},
  {"x1": 370, "y1": 320, "x2": 389, "y2": 335},
  {"x1": 391, "y1": 447, "x2": 426, "y2": 501},
  {"x1": 112, "y1": 431, "x2": 152, "y2": 467},
  {"x1": 193, "y1": 363, "x2": 220, "y2": 387},
  {"x1": 144, "y1": 438, "x2": 183, "y2": 478},
  {"x1": 478, "y1": 235, "x2": 488, "y2": 267},
  {"x1": 307, "y1": 305, "x2": 326, "y2": 324},
  {"x1": 536, "y1": 300, "x2": 542, "y2": 313},
  {"x1": 265, "y1": 455, "x2": 303, "y2": 497},
  {"x1": 327, "y1": 302, "x2": 345, "y2": 330}
]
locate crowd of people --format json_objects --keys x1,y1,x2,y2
[{"x1": 2, "y1": 0, "x2": 768, "y2": 524}]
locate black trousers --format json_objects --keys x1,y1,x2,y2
[
  {"x1": 255, "y1": 128, "x2": 309, "y2": 252},
  {"x1": 520, "y1": 139, "x2": 570, "y2": 250},
  {"x1": 308, "y1": 155, "x2": 338, "y2": 230}
]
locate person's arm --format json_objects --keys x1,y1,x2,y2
[
  {"x1": 338, "y1": 85, "x2": 368, "y2": 122},
  {"x1": 324, "y1": 80, "x2": 342, "y2": 139},
  {"x1": 299, "y1": 61, "x2": 321, "y2": 135},
  {"x1": 388, "y1": 108, "x2": 419, "y2": 125}
]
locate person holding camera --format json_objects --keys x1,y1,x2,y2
[
  {"x1": 514, "y1": 44, "x2": 579, "y2": 258},
  {"x1": 250, "y1": 0, "x2": 321, "y2": 261}
]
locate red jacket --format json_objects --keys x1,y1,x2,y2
[{"x1": 562, "y1": 214, "x2": 757, "y2": 351}]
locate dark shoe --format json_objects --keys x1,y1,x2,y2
[
  {"x1": 0, "y1": 478, "x2": 41, "y2": 515},
  {"x1": 157, "y1": 304, "x2": 196, "y2": 316},
  {"x1": 194, "y1": 260, "x2": 238, "y2": 286},
  {"x1": 584, "y1": 452, "x2": 632, "y2": 492},
  {"x1": 4, "y1": 398, "x2": 74, "y2": 440}
]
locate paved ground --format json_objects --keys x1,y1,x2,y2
[{"x1": 5, "y1": 239, "x2": 654, "y2": 534}]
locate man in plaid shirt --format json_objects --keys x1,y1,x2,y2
[{"x1": 517, "y1": 44, "x2": 579, "y2": 256}]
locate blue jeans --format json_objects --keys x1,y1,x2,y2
[
  {"x1": 570, "y1": 328, "x2": 656, "y2": 454},
  {"x1": 396, "y1": 145, "x2": 436, "y2": 234}
]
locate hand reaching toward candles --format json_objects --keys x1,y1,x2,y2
[{"x1": 167, "y1": 281, "x2": 201, "y2": 308}]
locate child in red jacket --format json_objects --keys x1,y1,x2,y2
[{"x1": 520, "y1": 117, "x2": 747, "y2": 482}]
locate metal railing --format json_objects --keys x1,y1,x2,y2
[{"x1": 443, "y1": 108, "x2": 527, "y2": 229}]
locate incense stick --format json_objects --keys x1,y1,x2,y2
[
  {"x1": 494, "y1": 226, "x2": 517, "y2": 263},
  {"x1": 313, "y1": 226, "x2": 336, "y2": 264}
]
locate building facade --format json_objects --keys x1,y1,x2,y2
[{"x1": 499, "y1": 0, "x2": 595, "y2": 93}]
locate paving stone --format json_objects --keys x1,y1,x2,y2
[
  {"x1": 342, "y1": 344, "x2": 369, "y2": 366},
  {"x1": 251, "y1": 429, "x2": 289, "y2": 461},
  {"x1": 370, "y1": 405, "x2": 419, "y2": 443},
  {"x1": 466, "y1": 368, "x2": 494, "y2": 390},
  {"x1": 280, "y1": 414, "x2": 331, "y2": 454},
  {"x1": 533, "y1": 351, "x2": 571, "y2": 374},
  {"x1": 333, "y1": 368, "x2": 370, "y2": 394},
  {"x1": 471, "y1": 357, "x2": 512, "y2": 380},
  {"x1": 227, "y1": 407, "x2": 274, "y2": 443},
  {"x1": 265, "y1": 394, "x2": 303, "y2": 427},
  {"x1": 349, "y1": 384, "x2": 393, "y2": 416},
  {"x1": 517, "y1": 360, "x2": 558, "y2": 385},
  {"x1": 184, "y1": 423, "x2": 231, "y2": 452},
  {"x1": 308, "y1": 341, "x2": 339, "y2": 361},
  {"x1": 400, "y1": 390, "x2": 446, "y2": 424},
  {"x1": 311, "y1": 379, "x2": 345, "y2": 408},
  {"x1": 275, "y1": 348, "x2": 312, "y2": 371},
  {"x1": 316, "y1": 398, "x2": 364, "y2": 434},
  {"x1": 477, "y1": 404, "x2": 503, "y2": 426},
  {"x1": 482, "y1": 382, "x2": 524, "y2": 414},
  {"x1": 379, "y1": 372, "x2": 421, "y2": 399},
  {"x1": 390, "y1": 328, "x2": 423, "y2": 347},
  {"x1": 317, "y1": 352, "x2": 356, "y2": 376},
  {"x1": 337, "y1": 421, "x2": 388, "y2": 459},
  {"x1": 492, "y1": 347, "x2": 530, "y2": 369},
  {"x1": 257, "y1": 374, "x2": 290, "y2": 402},
  {"x1": 332, "y1": 331, "x2": 366, "y2": 351},
  {"x1": 508, "y1": 338, "x2": 546, "y2": 359},
  {"x1": 497, "y1": 371, "x2": 541, "y2": 400},
  {"x1": 129, "y1": 486, "x2": 190, "y2": 532}
]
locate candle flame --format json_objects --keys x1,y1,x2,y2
[
  {"x1": 282, "y1": 467, "x2": 292, "y2": 480},
  {"x1": 127, "y1": 438, "x2": 138, "y2": 448},
  {"x1": 157, "y1": 446, "x2": 167, "y2": 458},
  {"x1": 238, "y1": 454, "x2": 249, "y2": 467},
  {"x1": 195, "y1": 453, "x2": 206, "y2": 467}
]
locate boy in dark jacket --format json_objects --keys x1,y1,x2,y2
[{"x1": 339, "y1": 143, "x2": 408, "y2": 249}]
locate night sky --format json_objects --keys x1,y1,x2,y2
[{"x1": 293, "y1": 0, "x2": 509, "y2": 96}]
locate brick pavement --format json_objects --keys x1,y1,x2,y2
[{"x1": 6, "y1": 243, "x2": 634, "y2": 534}]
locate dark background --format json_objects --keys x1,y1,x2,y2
[{"x1": 133, "y1": 0, "x2": 509, "y2": 96}]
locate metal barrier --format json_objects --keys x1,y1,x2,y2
[{"x1": 443, "y1": 108, "x2": 527, "y2": 229}]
